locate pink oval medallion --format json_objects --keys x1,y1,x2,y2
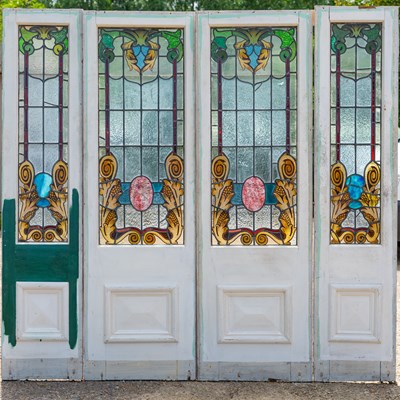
[
  {"x1": 130, "y1": 176, "x2": 154, "y2": 211},
  {"x1": 242, "y1": 176, "x2": 266, "y2": 212}
]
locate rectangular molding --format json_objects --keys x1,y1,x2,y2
[
  {"x1": 16, "y1": 282, "x2": 69, "y2": 342},
  {"x1": 104, "y1": 286, "x2": 178, "y2": 343},
  {"x1": 217, "y1": 285, "x2": 292, "y2": 343},
  {"x1": 329, "y1": 284, "x2": 382, "y2": 343}
]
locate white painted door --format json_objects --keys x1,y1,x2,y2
[
  {"x1": 2, "y1": 10, "x2": 83, "y2": 379},
  {"x1": 197, "y1": 11, "x2": 313, "y2": 381},
  {"x1": 314, "y1": 6, "x2": 398, "y2": 381},
  {"x1": 84, "y1": 12, "x2": 196, "y2": 379}
]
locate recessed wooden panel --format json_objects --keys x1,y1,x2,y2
[
  {"x1": 104, "y1": 286, "x2": 178, "y2": 343},
  {"x1": 329, "y1": 284, "x2": 381, "y2": 343},
  {"x1": 218, "y1": 286, "x2": 292, "y2": 343},
  {"x1": 16, "y1": 282, "x2": 69, "y2": 341}
]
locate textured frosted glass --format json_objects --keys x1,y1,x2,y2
[
  {"x1": 124, "y1": 111, "x2": 141, "y2": 145},
  {"x1": 356, "y1": 145, "x2": 371, "y2": 175},
  {"x1": 271, "y1": 78, "x2": 286, "y2": 110},
  {"x1": 255, "y1": 147, "x2": 271, "y2": 182},
  {"x1": 142, "y1": 111, "x2": 158, "y2": 145},
  {"x1": 142, "y1": 79, "x2": 158, "y2": 109},
  {"x1": 357, "y1": 77, "x2": 371, "y2": 107},
  {"x1": 44, "y1": 108, "x2": 59, "y2": 143},
  {"x1": 159, "y1": 78, "x2": 173, "y2": 109},
  {"x1": 110, "y1": 79, "x2": 124, "y2": 109},
  {"x1": 124, "y1": 147, "x2": 141, "y2": 182},
  {"x1": 356, "y1": 108, "x2": 371, "y2": 143},
  {"x1": 272, "y1": 111, "x2": 286, "y2": 146},
  {"x1": 143, "y1": 205, "x2": 159, "y2": 228},
  {"x1": 124, "y1": 80, "x2": 141, "y2": 109},
  {"x1": 340, "y1": 145, "x2": 355, "y2": 175},
  {"x1": 255, "y1": 111, "x2": 271, "y2": 146},
  {"x1": 222, "y1": 78, "x2": 236, "y2": 110},
  {"x1": 28, "y1": 144, "x2": 43, "y2": 172},
  {"x1": 142, "y1": 147, "x2": 158, "y2": 182},
  {"x1": 44, "y1": 144, "x2": 58, "y2": 173},
  {"x1": 255, "y1": 80, "x2": 271, "y2": 109},
  {"x1": 159, "y1": 111, "x2": 173, "y2": 145},
  {"x1": 340, "y1": 108, "x2": 355, "y2": 144},
  {"x1": 222, "y1": 111, "x2": 237, "y2": 146},
  {"x1": 110, "y1": 111, "x2": 124, "y2": 146},
  {"x1": 237, "y1": 147, "x2": 253, "y2": 183},
  {"x1": 29, "y1": 77, "x2": 43, "y2": 106},
  {"x1": 255, "y1": 206, "x2": 271, "y2": 230},
  {"x1": 45, "y1": 77, "x2": 60, "y2": 107},
  {"x1": 28, "y1": 108, "x2": 43, "y2": 143},
  {"x1": 237, "y1": 111, "x2": 253, "y2": 146},
  {"x1": 340, "y1": 76, "x2": 355, "y2": 107},
  {"x1": 237, "y1": 80, "x2": 253, "y2": 110}
]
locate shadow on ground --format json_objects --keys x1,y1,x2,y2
[{"x1": 0, "y1": 381, "x2": 399, "y2": 400}]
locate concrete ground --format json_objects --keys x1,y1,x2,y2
[{"x1": 0, "y1": 248, "x2": 399, "y2": 399}]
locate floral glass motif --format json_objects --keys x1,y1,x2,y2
[
  {"x1": 98, "y1": 28, "x2": 184, "y2": 245},
  {"x1": 330, "y1": 23, "x2": 382, "y2": 244},
  {"x1": 211, "y1": 27, "x2": 297, "y2": 246},
  {"x1": 18, "y1": 26, "x2": 69, "y2": 242}
]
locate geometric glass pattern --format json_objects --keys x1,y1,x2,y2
[
  {"x1": 18, "y1": 26, "x2": 69, "y2": 242},
  {"x1": 210, "y1": 27, "x2": 297, "y2": 245},
  {"x1": 98, "y1": 28, "x2": 184, "y2": 245},
  {"x1": 330, "y1": 23, "x2": 382, "y2": 244}
]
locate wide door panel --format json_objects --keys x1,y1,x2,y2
[
  {"x1": 198, "y1": 11, "x2": 313, "y2": 381},
  {"x1": 84, "y1": 12, "x2": 196, "y2": 380}
]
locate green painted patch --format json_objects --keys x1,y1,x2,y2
[{"x1": 2, "y1": 189, "x2": 79, "y2": 349}]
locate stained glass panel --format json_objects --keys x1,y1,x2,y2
[
  {"x1": 210, "y1": 27, "x2": 297, "y2": 246},
  {"x1": 98, "y1": 28, "x2": 184, "y2": 245},
  {"x1": 18, "y1": 26, "x2": 69, "y2": 242},
  {"x1": 330, "y1": 23, "x2": 382, "y2": 244}
]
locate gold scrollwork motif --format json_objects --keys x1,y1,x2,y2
[
  {"x1": 272, "y1": 153, "x2": 297, "y2": 244},
  {"x1": 47, "y1": 160, "x2": 69, "y2": 241},
  {"x1": 99, "y1": 153, "x2": 124, "y2": 244},
  {"x1": 330, "y1": 161, "x2": 353, "y2": 244},
  {"x1": 145, "y1": 152, "x2": 185, "y2": 245},
  {"x1": 211, "y1": 153, "x2": 234, "y2": 245},
  {"x1": 255, "y1": 153, "x2": 297, "y2": 245},
  {"x1": 18, "y1": 160, "x2": 39, "y2": 241},
  {"x1": 211, "y1": 152, "x2": 297, "y2": 246},
  {"x1": 359, "y1": 161, "x2": 380, "y2": 244}
]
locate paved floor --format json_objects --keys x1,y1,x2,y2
[{"x1": 0, "y1": 249, "x2": 399, "y2": 399}]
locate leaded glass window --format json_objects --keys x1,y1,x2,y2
[
  {"x1": 98, "y1": 28, "x2": 184, "y2": 245},
  {"x1": 330, "y1": 23, "x2": 382, "y2": 244},
  {"x1": 210, "y1": 27, "x2": 297, "y2": 246},
  {"x1": 18, "y1": 26, "x2": 69, "y2": 242}
]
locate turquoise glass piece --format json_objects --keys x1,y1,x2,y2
[{"x1": 34, "y1": 172, "x2": 52, "y2": 208}]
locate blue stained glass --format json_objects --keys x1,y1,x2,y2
[
  {"x1": 346, "y1": 174, "x2": 365, "y2": 210},
  {"x1": 245, "y1": 45, "x2": 262, "y2": 70},
  {"x1": 230, "y1": 183, "x2": 277, "y2": 205},
  {"x1": 119, "y1": 182, "x2": 164, "y2": 205},
  {"x1": 133, "y1": 45, "x2": 149, "y2": 70},
  {"x1": 34, "y1": 172, "x2": 52, "y2": 208}
]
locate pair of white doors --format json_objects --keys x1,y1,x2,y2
[{"x1": 1, "y1": 7, "x2": 398, "y2": 381}]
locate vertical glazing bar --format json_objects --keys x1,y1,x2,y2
[
  {"x1": 58, "y1": 53, "x2": 63, "y2": 160},
  {"x1": 105, "y1": 59, "x2": 110, "y2": 155},
  {"x1": 335, "y1": 50, "x2": 341, "y2": 161},
  {"x1": 173, "y1": 59, "x2": 177, "y2": 153},
  {"x1": 286, "y1": 58, "x2": 291, "y2": 152},
  {"x1": 217, "y1": 59, "x2": 223, "y2": 155},
  {"x1": 371, "y1": 48, "x2": 376, "y2": 161},
  {"x1": 23, "y1": 51, "x2": 29, "y2": 160}
]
